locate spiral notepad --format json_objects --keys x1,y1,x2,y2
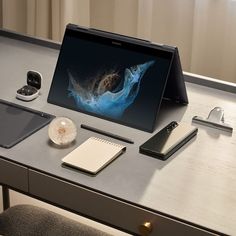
[{"x1": 62, "y1": 137, "x2": 126, "y2": 174}]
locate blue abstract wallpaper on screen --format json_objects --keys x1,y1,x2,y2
[
  {"x1": 48, "y1": 29, "x2": 172, "y2": 132},
  {"x1": 68, "y1": 60, "x2": 155, "y2": 118}
]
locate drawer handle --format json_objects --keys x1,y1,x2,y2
[{"x1": 139, "y1": 222, "x2": 153, "y2": 236}]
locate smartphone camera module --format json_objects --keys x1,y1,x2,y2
[{"x1": 167, "y1": 121, "x2": 178, "y2": 132}]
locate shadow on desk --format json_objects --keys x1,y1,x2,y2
[{"x1": 157, "y1": 100, "x2": 188, "y2": 129}]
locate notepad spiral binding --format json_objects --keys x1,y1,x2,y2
[{"x1": 91, "y1": 137, "x2": 126, "y2": 149}]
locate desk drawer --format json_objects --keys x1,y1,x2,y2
[
  {"x1": 29, "y1": 170, "x2": 218, "y2": 236},
  {"x1": 0, "y1": 158, "x2": 28, "y2": 192}
]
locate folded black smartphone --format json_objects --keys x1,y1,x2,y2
[{"x1": 139, "y1": 121, "x2": 198, "y2": 160}]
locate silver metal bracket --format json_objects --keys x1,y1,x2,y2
[{"x1": 192, "y1": 107, "x2": 233, "y2": 133}]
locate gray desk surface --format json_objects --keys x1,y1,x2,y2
[{"x1": 0, "y1": 34, "x2": 236, "y2": 235}]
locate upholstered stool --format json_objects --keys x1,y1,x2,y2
[{"x1": 0, "y1": 204, "x2": 112, "y2": 236}]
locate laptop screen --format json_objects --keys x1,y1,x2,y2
[{"x1": 48, "y1": 25, "x2": 174, "y2": 132}]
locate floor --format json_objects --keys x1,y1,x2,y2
[{"x1": 0, "y1": 187, "x2": 131, "y2": 236}]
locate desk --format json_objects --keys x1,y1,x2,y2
[{"x1": 0, "y1": 30, "x2": 236, "y2": 236}]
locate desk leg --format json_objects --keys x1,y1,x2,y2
[{"x1": 2, "y1": 185, "x2": 10, "y2": 210}]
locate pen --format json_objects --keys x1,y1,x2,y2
[{"x1": 80, "y1": 124, "x2": 134, "y2": 144}]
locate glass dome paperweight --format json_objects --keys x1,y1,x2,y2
[{"x1": 48, "y1": 117, "x2": 77, "y2": 146}]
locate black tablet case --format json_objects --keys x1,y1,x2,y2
[{"x1": 0, "y1": 99, "x2": 54, "y2": 148}]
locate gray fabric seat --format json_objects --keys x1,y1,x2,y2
[{"x1": 0, "y1": 204, "x2": 112, "y2": 236}]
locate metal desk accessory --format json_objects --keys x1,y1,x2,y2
[{"x1": 192, "y1": 107, "x2": 233, "y2": 133}]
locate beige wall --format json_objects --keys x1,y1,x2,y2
[
  {"x1": 2, "y1": 0, "x2": 27, "y2": 33},
  {"x1": 90, "y1": 0, "x2": 138, "y2": 37},
  {"x1": 190, "y1": 1, "x2": 236, "y2": 83},
  {"x1": 90, "y1": 0, "x2": 115, "y2": 32},
  {"x1": 0, "y1": 0, "x2": 90, "y2": 41}
]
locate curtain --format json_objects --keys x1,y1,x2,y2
[
  {"x1": 1, "y1": 0, "x2": 236, "y2": 83},
  {"x1": 0, "y1": 0, "x2": 2, "y2": 28},
  {"x1": 190, "y1": 0, "x2": 236, "y2": 83},
  {"x1": 1, "y1": 0, "x2": 89, "y2": 41}
]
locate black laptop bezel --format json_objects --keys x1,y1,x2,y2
[{"x1": 48, "y1": 24, "x2": 181, "y2": 132}]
